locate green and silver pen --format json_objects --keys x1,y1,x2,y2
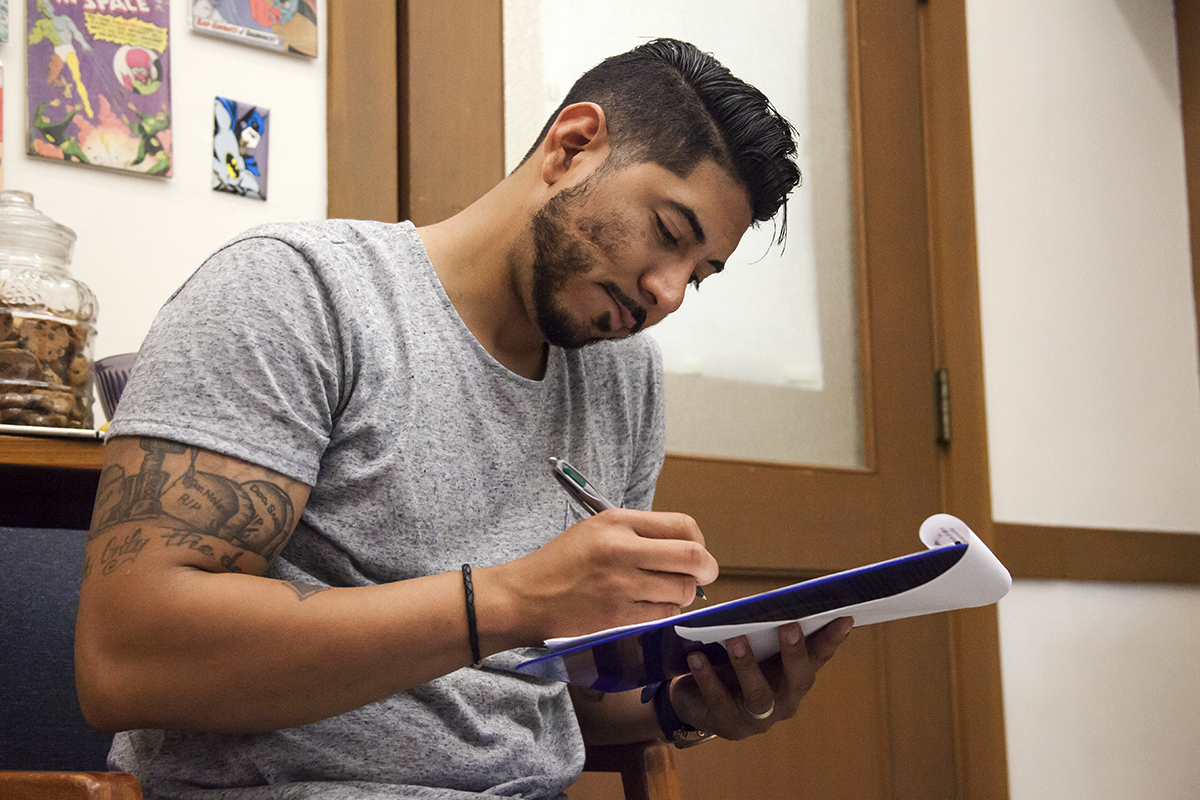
[{"x1": 549, "y1": 456, "x2": 705, "y2": 599}]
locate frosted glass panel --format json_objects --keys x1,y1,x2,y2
[{"x1": 504, "y1": 0, "x2": 862, "y2": 468}]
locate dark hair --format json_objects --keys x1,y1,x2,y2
[{"x1": 524, "y1": 38, "x2": 800, "y2": 241}]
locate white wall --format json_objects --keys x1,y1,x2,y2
[
  {"x1": 966, "y1": 1, "x2": 1200, "y2": 797},
  {"x1": 0, "y1": 0, "x2": 327, "y2": 419},
  {"x1": 998, "y1": 581, "x2": 1200, "y2": 799}
]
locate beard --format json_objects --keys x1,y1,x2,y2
[{"x1": 529, "y1": 180, "x2": 647, "y2": 349}]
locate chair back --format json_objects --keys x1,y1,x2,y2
[{"x1": 0, "y1": 527, "x2": 114, "y2": 770}]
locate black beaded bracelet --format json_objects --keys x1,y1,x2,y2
[{"x1": 461, "y1": 564, "x2": 482, "y2": 665}]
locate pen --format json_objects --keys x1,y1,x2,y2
[{"x1": 549, "y1": 456, "x2": 705, "y2": 599}]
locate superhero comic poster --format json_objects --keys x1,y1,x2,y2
[
  {"x1": 191, "y1": 0, "x2": 317, "y2": 58},
  {"x1": 26, "y1": 0, "x2": 172, "y2": 177},
  {"x1": 212, "y1": 96, "x2": 268, "y2": 200}
]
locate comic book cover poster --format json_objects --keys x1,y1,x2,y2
[
  {"x1": 213, "y1": 96, "x2": 267, "y2": 200},
  {"x1": 192, "y1": 0, "x2": 316, "y2": 58},
  {"x1": 26, "y1": 0, "x2": 172, "y2": 177}
]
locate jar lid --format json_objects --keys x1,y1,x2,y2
[{"x1": 0, "y1": 190, "x2": 77, "y2": 263}]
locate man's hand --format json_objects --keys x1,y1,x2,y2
[
  {"x1": 669, "y1": 617, "x2": 854, "y2": 741},
  {"x1": 478, "y1": 508, "x2": 719, "y2": 647}
]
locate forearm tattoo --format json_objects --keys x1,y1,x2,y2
[{"x1": 88, "y1": 438, "x2": 296, "y2": 576}]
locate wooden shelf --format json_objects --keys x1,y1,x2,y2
[
  {"x1": 0, "y1": 434, "x2": 105, "y2": 529},
  {"x1": 0, "y1": 433, "x2": 106, "y2": 471}
]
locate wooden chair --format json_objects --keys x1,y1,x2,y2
[
  {"x1": 0, "y1": 751, "x2": 680, "y2": 800},
  {"x1": 583, "y1": 740, "x2": 683, "y2": 800},
  {"x1": 0, "y1": 527, "x2": 679, "y2": 800},
  {"x1": 0, "y1": 772, "x2": 143, "y2": 800}
]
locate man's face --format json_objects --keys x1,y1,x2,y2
[{"x1": 530, "y1": 158, "x2": 752, "y2": 349}]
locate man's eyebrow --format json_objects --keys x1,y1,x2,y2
[
  {"x1": 666, "y1": 200, "x2": 723, "y2": 272},
  {"x1": 668, "y1": 201, "x2": 707, "y2": 245}
]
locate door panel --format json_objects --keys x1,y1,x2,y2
[{"x1": 649, "y1": 4, "x2": 953, "y2": 794}]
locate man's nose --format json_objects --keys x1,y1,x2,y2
[{"x1": 640, "y1": 259, "x2": 692, "y2": 317}]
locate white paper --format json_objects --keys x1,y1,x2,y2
[{"x1": 673, "y1": 514, "x2": 1011, "y2": 661}]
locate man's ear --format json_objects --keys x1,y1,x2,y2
[{"x1": 539, "y1": 103, "x2": 609, "y2": 186}]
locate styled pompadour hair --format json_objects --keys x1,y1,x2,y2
[{"x1": 525, "y1": 38, "x2": 801, "y2": 241}]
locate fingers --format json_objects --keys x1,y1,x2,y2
[
  {"x1": 776, "y1": 617, "x2": 853, "y2": 713},
  {"x1": 626, "y1": 569, "x2": 706, "y2": 609},
  {"x1": 807, "y1": 616, "x2": 854, "y2": 667},
  {"x1": 682, "y1": 650, "x2": 740, "y2": 724},
  {"x1": 679, "y1": 645, "x2": 774, "y2": 741},
  {"x1": 605, "y1": 508, "x2": 706, "y2": 545},
  {"x1": 505, "y1": 509, "x2": 718, "y2": 640},
  {"x1": 672, "y1": 618, "x2": 855, "y2": 741},
  {"x1": 726, "y1": 636, "x2": 776, "y2": 720},
  {"x1": 589, "y1": 509, "x2": 719, "y2": 596}
]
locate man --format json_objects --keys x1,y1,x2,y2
[{"x1": 75, "y1": 38, "x2": 852, "y2": 798}]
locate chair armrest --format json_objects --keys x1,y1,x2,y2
[
  {"x1": 583, "y1": 740, "x2": 683, "y2": 800},
  {"x1": 0, "y1": 771, "x2": 143, "y2": 800}
]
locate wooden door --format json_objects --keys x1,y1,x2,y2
[
  {"x1": 654, "y1": 4, "x2": 956, "y2": 797},
  {"x1": 326, "y1": 2, "x2": 1008, "y2": 797}
]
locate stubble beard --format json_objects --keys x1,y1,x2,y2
[
  {"x1": 530, "y1": 183, "x2": 607, "y2": 349},
  {"x1": 529, "y1": 181, "x2": 647, "y2": 349}
]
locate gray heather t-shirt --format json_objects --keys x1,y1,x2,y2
[{"x1": 106, "y1": 220, "x2": 666, "y2": 799}]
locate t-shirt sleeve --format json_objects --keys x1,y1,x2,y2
[{"x1": 108, "y1": 235, "x2": 344, "y2": 485}]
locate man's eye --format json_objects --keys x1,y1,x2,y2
[
  {"x1": 656, "y1": 217, "x2": 678, "y2": 246},
  {"x1": 688, "y1": 274, "x2": 703, "y2": 290}
]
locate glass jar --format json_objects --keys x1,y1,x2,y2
[{"x1": 0, "y1": 190, "x2": 97, "y2": 429}]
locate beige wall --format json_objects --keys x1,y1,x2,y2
[{"x1": 966, "y1": 0, "x2": 1200, "y2": 796}]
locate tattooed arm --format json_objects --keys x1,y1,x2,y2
[
  {"x1": 75, "y1": 436, "x2": 496, "y2": 733},
  {"x1": 76, "y1": 436, "x2": 718, "y2": 734}
]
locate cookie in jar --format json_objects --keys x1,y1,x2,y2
[{"x1": 0, "y1": 191, "x2": 97, "y2": 429}]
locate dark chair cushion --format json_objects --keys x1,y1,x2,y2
[{"x1": 0, "y1": 527, "x2": 114, "y2": 770}]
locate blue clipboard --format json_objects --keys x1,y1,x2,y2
[{"x1": 515, "y1": 514, "x2": 1010, "y2": 692}]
